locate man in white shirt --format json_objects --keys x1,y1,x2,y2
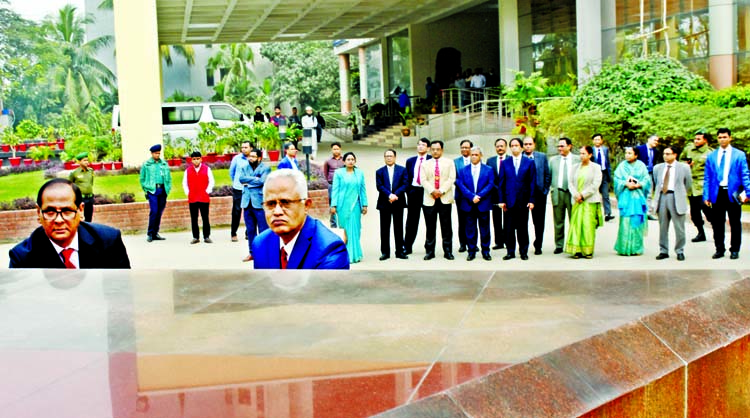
[{"x1": 548, "y1": 138, "x2": 580, "y2": 254}]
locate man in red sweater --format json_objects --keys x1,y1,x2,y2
[{"x1": 182, "y1": 151, "x2": 215, "y2": 244}]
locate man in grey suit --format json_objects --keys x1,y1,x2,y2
[
  {"x1": 653, "y1": 146, "x2": 692, "y2": 261},
  {"x1": 592, "y1": 133, "x2": 615, "y2": 221},
  {"x1": 523, "y1": 136, "x2": 551, "y2": 255},
  {"x1": 548, "y1": 137, "x2": 580, "y2": 254}
]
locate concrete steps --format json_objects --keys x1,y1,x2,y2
[{"x1": 356, "y1": 124, "x2": 404, "y2": 148}]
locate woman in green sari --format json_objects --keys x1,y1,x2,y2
[
  {"x1": 565, "y1": 146, "x2": 604, "y2": 259},
  {"x1": 613, "y1": 147, "x2": 651, "y2": 255}
]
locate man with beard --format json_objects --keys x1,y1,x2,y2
[{"x1": 240, "y1": 148, "x2": 270, "y2": 262}]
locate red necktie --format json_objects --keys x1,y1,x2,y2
[
  {"x1": 280, "y1": 247, "x2": 288, "y2": 270},
  {"x1": 434, "y1": 158, "x2": 440, "y2": 189},
  {"x1": 416, "y1": 157, "x2": 423, "y2": 185},
  {"x1": 61, "y1": 248, "x2": 76, "y2": 269}
]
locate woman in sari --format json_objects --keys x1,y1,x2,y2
[
  {"x1": 565, "y1": 146, "x2": 604, "y2": 259},
  {"x1": 613, "y1": 146, "x2": 651, "y2": 255},
  {"x1": 331, "y1": 152, "x2": 368, "y2": 263}
]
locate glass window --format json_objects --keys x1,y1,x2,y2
[
  {"x1": 365, "y1": 43, "x2": 383, "y2": 101},
  {"x1": 529, "y1": 0, "x2": 577, "y2": 83},
  {"x1": 210, "y1": 105, "x2": 241, "y2": 121},
  {"x1": 162, "y1": 106, "x2": 203, "y2": 125},
  {"x1": 739, "y1": 0, "x2": 750, "y2": 83},
  {"x1": 388, "y1": 34, "x2": 411, "y2": 98},
  {"x1": 206, "y1": 69, "x2": 215, "y2": 87}
]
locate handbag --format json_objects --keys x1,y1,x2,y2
[{"x1": 328, "y1": 213, "x2": 347, "y2": 244}]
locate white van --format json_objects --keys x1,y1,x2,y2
[{"x1": 112, "y1": 102, "x2": 251, "y2": 140}]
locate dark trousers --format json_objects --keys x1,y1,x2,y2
[
  {"x1": 379, "y1": 205, "x2": 405, "y2": 256},
  {"x1": 711, "y1": 189, "x2": 742, "y2": 253},
  {"x1": 404, "y1": 186, "x2": 424, "y2": 251},
  {"x1": 456, "y1": 200, "x2": 468, "y2": 247},
  {"x1": 189, "y1": 201, "x2": 210, "y2": 239},
  {"x1": 689, "y1": 195, "x2": 711, "y2": 232},
  {"x1": 600, "y1": 170, "x2": 612, "y2": 216},
  {"x1": 531, "y1": 190, "x2": 548, "y2": 251},
  {"x1": 328, "y1": 184, "x2": 337, "y2": 227},
  {"x1": 505, "y1": 204, "x2": 530, "y2": 256},
  {"x1": 82, "y1": 196, "x2": 94, "y2": 222},
  {"x1": 423, "y1": 199, "x2": 453, "y2": 255},
  {"x1": 244, "y1": 206, "x2": 268, "y2": 253},
  {"x1": 146, "y1": 187, "x2": 167, "y2": 237},
  {"x1": 231, "y1": 188, "x2": 243, "y2": 237},
  {"x1": 491, "y1": 205, "x2": 505, "y2": 247},
  {"x1": 466, "y1": 206, "x2": 491, "y2": 254}
]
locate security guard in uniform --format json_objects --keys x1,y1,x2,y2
[
  {"x1": 68, "y1": 152, "x2": 95, "y2": 222},
  {"x1": 679, "y1": 130, "x2": 714, "y2": 242}
]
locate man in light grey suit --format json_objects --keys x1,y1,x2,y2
[
  {"x1": 653, "y1": 146, "x2": 692, "y2": 261},
  {"x1": 548, "y1": 137, "x2": 580, "y2": 254}
]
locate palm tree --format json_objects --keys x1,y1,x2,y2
[
  {"x1": 98, "y1": 0, "x2": 195, "y2": 67},
  {"x1": 45, "y1": 5, "x2": 115, "y2": 118},
  {"x1": 207, "y1": 43, "x2": 255, "y2": 101}
]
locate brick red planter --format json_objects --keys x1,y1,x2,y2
[{"x1": 0, "y1": 189, "x2": 330, "y2": 242}]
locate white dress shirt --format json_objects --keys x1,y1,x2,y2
[
  {"x1": 662, "y1": 163, "x2": 676, "y2": 191},
  {"x1": 412, "y1": 155, "x2": 425, "y2": 187},
  {"x1": 471, "y1": 163, "x2": 480, "y2": 192},
  {"x1": 558, "y1": 156, "x2": 570, "y2": 189},
  {"x1": 718, "y1": 146, "x2": 732, "y2": 187},
  {"x1": 386, "y1": 164, "x2": 395, "y2": 190}
]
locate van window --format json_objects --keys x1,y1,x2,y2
[
  {"x1": 210, "y1": 105, "x2": 242, "y2": 121},
  {"x1": 162, "y1": 106, "x2": 203, "y2": 125}
]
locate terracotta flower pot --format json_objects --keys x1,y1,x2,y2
[
  {"x1": 57, "y1": 141, "x2": 65, "y2": 150},
  {"x1": 64, "y1": 161, "x2": 75, "y2": 170},
  {"x1": 1, "y1": 145, "x2": 9, "y2": 152},
  {"x1": 91, "y1": 162, "x2": 103, "y2": 170},
  {"x1": 17, "y1": 144, "x2": 27, "y2": 152},
  {"x1": 267, "y1": 150, "x2": 281, "y2": 162},
  {"x1": 0, "y1": 159, "x2": 3, "y2": 168},
  {"x1": 204, "y1": 152, "x2": 217, "y2": 163},
  {"x1": 9, "y1": 157, "x2": 21, "y2": 167},
  {"x1": 23, "y1": 158, "x2": 33, "y2": 166},
  {"x1": 216, "y1": 155, "x2": 227, "y2": 163},
  {"x1": 103, "y1": 162, "x2": 114, "y2": 170},
  {"x1": 113, "y1": 161, "x2": 123, "y2": 170}
]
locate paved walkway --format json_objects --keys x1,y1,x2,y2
[{"x1": 1, "y1": 142, "x2": 748, "y2": 270}]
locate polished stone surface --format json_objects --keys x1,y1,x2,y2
[{"x1": 0, "y1": 269, "x2": 746, "y2": 417}]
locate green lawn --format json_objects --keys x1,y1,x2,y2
[{"x1": 0, "y1": 169, "x2": 232, "y2": 203}]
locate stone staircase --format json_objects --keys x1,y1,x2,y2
[{"x1": 355, "y1": 123, "x2": 404, "y2": 148}]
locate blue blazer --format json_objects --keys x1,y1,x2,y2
[
  {"x1": 239, "y1": 162, "x2": 270, "y2": 209},
  {"x1": 277, "y1": 157, "x2": 299, "y2": 170},
  {"x1": 486, "y1": 155, "x2": 507, "y2": 203},
  {"x1": 457, "y1": 163, "x2": 495, "y2": 213},
  {"x1": 454, "y1": 156, "x2": 470, "y2": 202},
  {"x1": 376, "y1": 164, "x2": 408, "y2": 210},
  {"x1": 405, "y1": 154, "x2": 432, "y2": 186},
  {"x1": 498, "y1": 156, "x2": 536, "y2": 208},
  {"x1": 9, "y1": 222, "x2": 131, "y2": 269},
  {"x1": 593, "y1": 146, "x2": 612, "y2": 177},
  {"x1": 635, "y1": 144, "x2": 660, "y2": 173},
  {"x1": 252, "y1": 217, "x2": 350, "y2": 269},
  {"x1": 528, "y1": 151, "x2": 551, "y2": 195},
  {"x1": 703, "y1": 147, "x2": 750, "y2": 204}
]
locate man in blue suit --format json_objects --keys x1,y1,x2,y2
[
  {"x1": 486, "y1": 138, "x2": 507, "y2": 250},
  {"x1": 456, "y1": 146, "x2": 495, "y2": 261},
  {"x1": 10, "y1": 178, "x2": 131, "y2": 268},
  {"x1": 277, "y1": 142, "x2": 300, "y2": 170},
  {"x1": 240, "y1": 148, "x2": 270, "y2": 262},
  {"x1": 403, "y1": 138, "x2": 432, "y2": 254},
  {"x1": 523, "y1": 136, "x2": 551, "y2": 255},
  {"x1": 252, "y1": 169, "x2": 349, "y2": 269},
  {"x1": 376, "y1": 149, "x2": 409, "y2": 260},
  {"x1": 498, "y1": 138, "x2": 536, "y2": 260},
  {"x1": 703, "y1": 128, "x2": 750, "y2": 260},
  {"x1": 454, "y1": 139, "x2": 473, "y2": 253},
  {"x1": 636, "y1": 135, "x2": 661, "y2": 220},
  {"x1": 592, "y1": 133, "x2": 615, "y2": 221}
]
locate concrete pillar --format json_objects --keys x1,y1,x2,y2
[
  {"x1": 359, "y1": 47, "x2": 368, "y2": 101},
  {"x1": 601, "y1": 0, "x2": 617, "y2": 62},
  {"x1": 499, "y1": 0, "x2": 520, "y2": 85},
  {"x1": 576, "y1": 0, "x2": 602, "y2": 82},
  {"x1": 113, "y1": 0, "x2": 162, "y2": 167},
  {"x1": 709, "y1": 0, "x2": 737, "y2": 88},
  {"x1": 381, "y1": 38, "x2": 392, "y2": 98},
  {"x1": 338, "y1": 54, "x2": 351, "y2": 113}
]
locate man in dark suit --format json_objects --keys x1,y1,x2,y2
[
  {"x1": 252, "y1": 169, "x2": 349, "y2": 269},
  {"x1": 10, "y1": 178, "x2": 131, "y2": 268},
  {"x1": 703, "y1": 128, "x2": 750, "y2": 260},
  {"x1": 592, "y1": 133, "x2": 615, "y2": 221},
  {"x1": 523, "y1": 136, "x2": 551, "y2": 254},
  {"x1": 498, "y1": 138, "x2": 536, "y2": 260},
  {"x1": 456, "y1": 146, "x2": 495, "y2": 261},
  {"x1": 453, "y1": 139, "x2": 473, "y2": 253},
  {"x1": 277, "y1": 142, "x2": 300, "y2": 170},
  {"x1": 403, "y1": 137, "x2": 432, "y2": 254},
  {"x1": 486, "y1": 138, "x2": 507, "y2": 250},
  {"x1": 636, "y1": 135, "x2": 661, "y2": 220},
  {"x1": 376, "y1": 149, "x2": 409, "y2": 260}
]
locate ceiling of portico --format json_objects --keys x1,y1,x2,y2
[{"x1": 156, "y1": 0, "x2": 493, "y2": 45}]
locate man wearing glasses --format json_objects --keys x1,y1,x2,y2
[
  {"x1": 9, "y1": 178, "x2": 131, "y2": 268},
  {"x1": 251, "y1": 169, "x2": 349, "y2": 269}
]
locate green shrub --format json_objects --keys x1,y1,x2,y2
[
  {"x1": 559, "y1": 110, "x2": 624, "y2": 147},
  {"x1": 712, "y1": 85, "x2": 750, "y2": 108},
  {"x1": 573, "y1": 56, "x2": 713, "y2": 118},
  {"x1": 538, "y1": 98, "x2": 573, "y2": 138},
  {"x1": 15, "y1": 119, "x2": 43, "y2": 140}
]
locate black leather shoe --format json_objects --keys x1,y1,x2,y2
[
  {"x1": 605, "y1": 215, "x2": 615, "y2": 222},
  {"x1": 482, "y1": 253, "x2": 492, "y2": 261},
  {"x1": 466, "y1": 253, "x2": 476, "y2": 261},
  {"x1": 424, "y1": 253, "x2": 435, "y2": 260},
  {"x1": 712, "y1": 252, "x2": 724, "y2": 259},
  {"x1": 153, "y1": 234, "x2": 166, "y2": 240},
  {"x1": 146, "y1": 235, "x2": 153, "y2": 242},
  {"x1": 677, "y1": 253, "x2": 685, "y2": 261},
  {"x1": 691, "y1": 233, "x2": 706, "y2": 243},
  {"x1": 647, "y1": 215, "x2": 658, "y2": 221},
  {"x1": 503, "y1": 254, "x2": 515, "y2": 260},
  {"x1": 492, "y1": 244, "x2": 504, "y2": 250},
  {"x1": 520, "y1": 254, "x2": 529, "y2": 260},
  {"x1": 395, "y1": 253, "x2": 408, "y2": 260},
  {"x1": 379, "y1": 254, "x2": 390, "y2": 261},
  {"x1": 730, "y1": 252, "x2": 740, "y2": 260},
  {"x1": 458, "y1": 245, "x2": 467, "y2": 253},
  {"x1": 553, "y1": 248, "x2": 563, "y2": 254},
  {"x1": 534, "y1": 249, "x2": 542, "y2": 255},
  {"x1": 655, "y1": 253, "x2": 669, "y2": 260},
  {"x1": 444, "y1": 253, "x2": 455, "y2": 260},
  {"x1": 404, "y1": 248, "x2": 412, "y2": 255}
]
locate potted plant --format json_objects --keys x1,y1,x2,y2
[
  {"x1": 28, "y1": 145, "x2": 54, "y2": 163},
  {"x1": 346, "y1": 114, "x2": 359, "y2": 135},
  {"x1": 255, "y1": 122, "x2": 282, "y2": 161},
  {"x1": 2, "y1": 129, "x2": 23, "y2": 166},
  {"x1": 110, "y1": 148, "x2": 123, "y2": 170},
  {"x1": 399, "y1": 107, "x2": 414, "y2": 137},
  {"x1": 506, "y1": 71, "x2": 547, "y2": 138},
  {"x1": 196, "y1": 122, "x2": 220, "y2": 163},
  {"x1": 60, "y1": 151, "x2": 77, "y2": 170}
]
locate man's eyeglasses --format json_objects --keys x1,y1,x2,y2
[
  {"x1": 262, "y1": 198, "x2": 306, "y2": 211},
  {"x1": 41, "y1": 208, "x2": 78, "y2": 221}
]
